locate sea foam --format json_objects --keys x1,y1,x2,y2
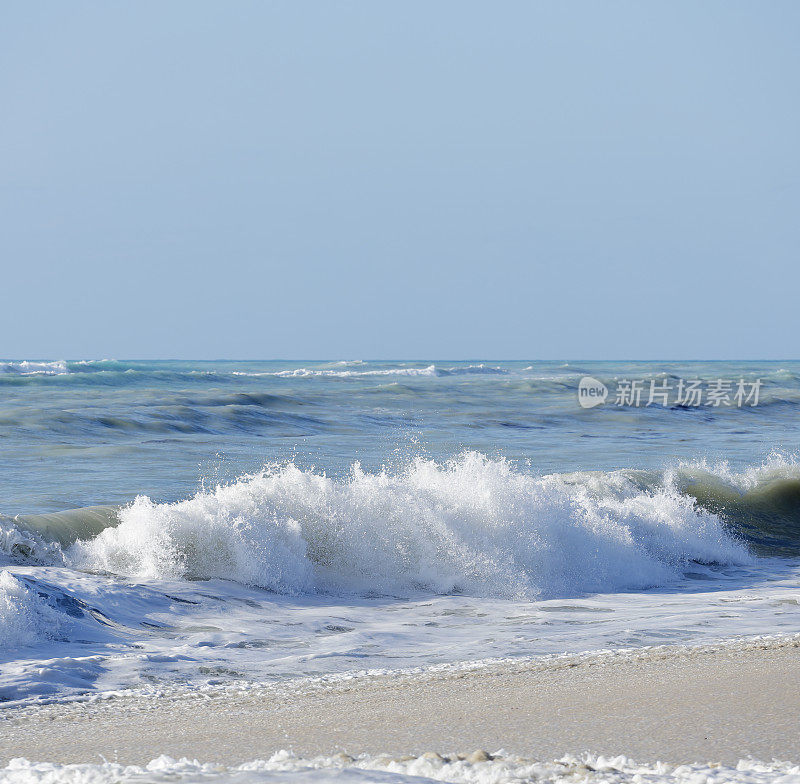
[
  {"x1": 0, "y1": 360, "x2": 68, "y2": 376},
  {"x1": 0, "y1": 572, "x2": 64, "y2": 649},
  {"x1": 2, "y1": 752, "x2": 799, "y2": 784},
  {"x1": 67, "y1": 453, "x2": 750, "y2": 599}
]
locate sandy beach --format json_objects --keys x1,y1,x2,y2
[{"x1": 2, "y1": 638, "x2": 798, "y2": 768}]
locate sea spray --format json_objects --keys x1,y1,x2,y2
[{"x1": 67, "y1": 453, "x2": 750, "y2": 598}]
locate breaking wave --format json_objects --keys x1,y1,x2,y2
[
  {"x1": 11, "y1": 455, "x2": 800, "y2": 599},
  {"x1": 0, "y1": 360, "x2": 68, "y2": 376},
  {"x1": 666, "y1": 455, "x2": 800, "y2": 555},
  {"x1": 60, "y1": 453, "x2": 749, "y2": 599},
  {"x1": 236, "y1": 364, "x2": 507, "y2": 379},
  {"x1": 0, "y1": 572, "x2": 66, "y2": 648}
]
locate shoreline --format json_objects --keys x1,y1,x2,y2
[{"x1": 2, "y1": 637, "x2": 800, "y2": 767}]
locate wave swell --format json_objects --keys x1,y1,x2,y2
[{"x1": 667, "y1": 456, "x2": 800, "y2": 555}]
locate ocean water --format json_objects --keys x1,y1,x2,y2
[{"x1": 2, "y1": 360, "x2": 800, "y2": 705}]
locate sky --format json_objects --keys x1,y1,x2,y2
[{"x1": 1, "y1": 2, "x2": 798, "y2": 359}]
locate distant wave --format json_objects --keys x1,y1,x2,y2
[
  {"x1": 4, "y1": 362, "x2": 799, "y2": 401},
  {"x1": 266, "y1": 364, "x2": 439, "y2": 378},
  {"x1": 9, "y1": 405, "x2": 327, "y2": 438},
  {"x1": 235, "y1": 364, "x2": 508, "y2": 379},
  {"x1": 0, "y1": 360, "x2": 68, "y2": 375},
  {"x1": 444, "y1": 364, "x2": 509, "y2": 375}
]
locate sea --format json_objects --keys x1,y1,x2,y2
[{"x1": 1, "y1": 359, "x2": 800, "y2": 744}]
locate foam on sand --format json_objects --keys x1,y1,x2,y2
[
  {"x1": 2, "y1": 752, "x2": 799, "y2": 784},
  {"x1": 2, "y1": 638, "x2": 800, "y2": 772}
]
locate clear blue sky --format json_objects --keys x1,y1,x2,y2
[{"x1": 1, "y1": 2, "x2": 798, "y2": 359}]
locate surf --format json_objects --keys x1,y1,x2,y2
[
  {"x1": 47, "y1": 453, "x2": 749, "y2": 599},
  {"x1": 13, "y1": 454, "x2": 800, "y2": 597}
]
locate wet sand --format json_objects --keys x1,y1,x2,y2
[{"x1": 1, "y1": 638, "x2": 799, "y2": 766}]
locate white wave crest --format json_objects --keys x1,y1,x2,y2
[
  {"x1": 667, "y1": 452, "x2": 800, "y2": 493},
  {"x1": 0, "y1": 360, "x2": 68, "y2": 376},
  {"x1": 269, "y1": 365, "x2": 438, "y2": 378},
  {"x1": 68, "y1": 453, "x2": 750, "y2": 598},
  {"x1": 232, "y1": 364, "x2": 508, "y2": 379},
  {"x1": 445, "y1": 364, "x2": 508, "y2": 375}
]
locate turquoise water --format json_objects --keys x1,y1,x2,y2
[
  {"x1": 1, "y1": 360, "x2": 796, "y2": 515},
  {"x1": 2, "y1": 359, "x2": 800, "y2": 705}
]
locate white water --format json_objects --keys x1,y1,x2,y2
[
  {"x1": 66, "y1": 453, "x2": 750, "y2": 599},
  {"x1": 0, "y1": 360, "x2": 68, "y2": 376},
  {"x1": 3, "y1": 554, "x2": 800, "y2": 705},
  {"x1": 232, "y1": 364, "x2": 509, "y2": 378},
  {"x1": 3, "y1": 752, "x2": 800, "y2": 784},
  {"x1": 0, "y1": 573, "x2": 66, "y2": 649},
  {"x1": 5, "y1": 454, "x2": 800, "y2": 707}
]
